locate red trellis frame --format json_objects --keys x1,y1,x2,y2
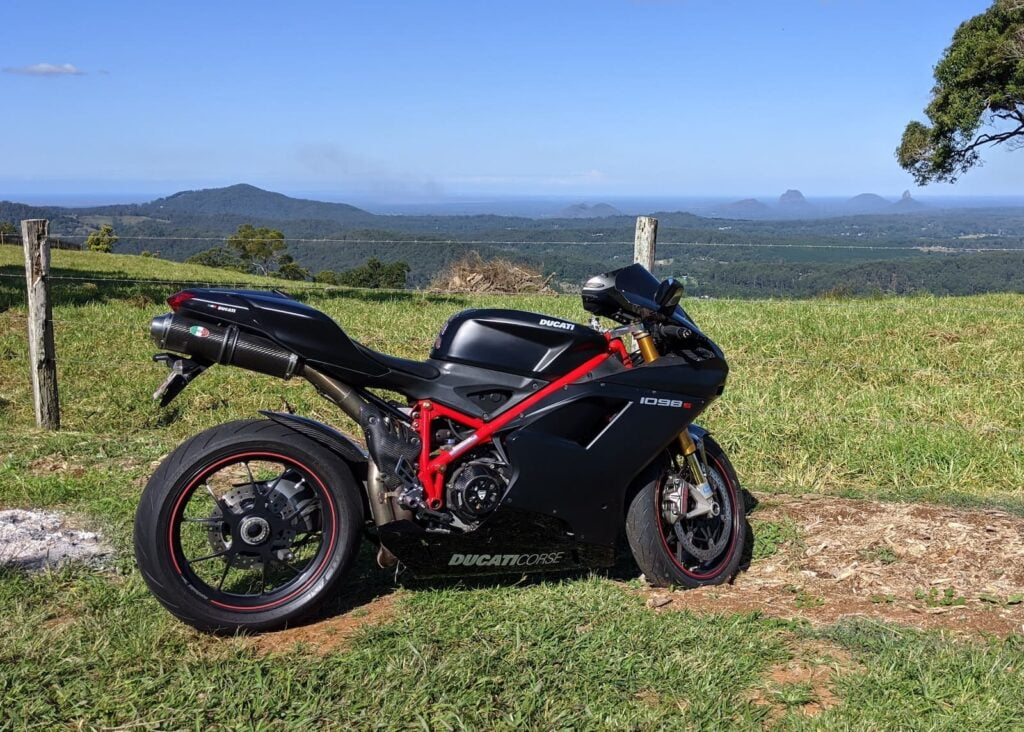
[{"x1": 413, "y1": 335, "x2": 631, "y2": 508}]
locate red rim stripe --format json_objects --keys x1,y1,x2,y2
[{"x1": 167, "y1": 451, "x2": 338, "y2": 613}]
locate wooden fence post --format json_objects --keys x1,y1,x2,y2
[
  {"x1": 634, "y1": 216, "x2": 658, "y2": 272},
  {"x1": 21, "y1": 219, "x2": 60, "y2": 430}
]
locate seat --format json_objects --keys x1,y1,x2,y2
[
  {"x1": 354, "y1": 343, "x2": 440, "y2": 380},
  {"x1": 224, "y1": 290, "x2": 439, "y2": 387}
]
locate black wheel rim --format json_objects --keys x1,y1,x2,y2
[
  {"x1": 168, "y1": 451, "x2": 336, "y2": 611},
  {"x1": 656, "y1": 453, "x2": 739, "y2": 579}
]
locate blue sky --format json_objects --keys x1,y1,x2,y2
[{"x1": 1, "y1": 0, "x2": 1015, "y2": 202}]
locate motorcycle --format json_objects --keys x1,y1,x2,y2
[{"x1": 134, "y1": 263, "x2": 746, "y2": 632}]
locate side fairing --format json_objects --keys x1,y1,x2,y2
[{"x1": 496, "y1": 377, "x2": 711, "y2": 546}]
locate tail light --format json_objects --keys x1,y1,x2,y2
[{"x1": 167, "y1": 291, "x2": 195, "y2": 312}]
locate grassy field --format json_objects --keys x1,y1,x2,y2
[{"x1": 2, "y1": 245, "x2": 1024, "y2": 728}]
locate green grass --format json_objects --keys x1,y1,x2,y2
[
  {"x1": 2, "y1": 247, "x2": 1024, "y2": 728},
  {"x1": 751, "y1": 518, "x2": 803, "y2": 560}
]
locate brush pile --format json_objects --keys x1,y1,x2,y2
[{"x1": 430, "y1": 251, "x2": 554, "y2": 294}]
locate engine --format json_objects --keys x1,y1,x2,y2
[{"x1": 446, "y1": 448, "x2": 509, "y2": 526}]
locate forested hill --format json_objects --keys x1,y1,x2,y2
[
  {"x1": 2, "y1": 184, "x2": 1024, "y2": 297},
  {"x1": 141, "y1": 184, "x2": 377, "y2": 224}
]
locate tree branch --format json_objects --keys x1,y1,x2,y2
[{"x1": 966, "y1": 123, "x2": 1024, "y2": 153}]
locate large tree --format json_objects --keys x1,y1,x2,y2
[
  {"x1": 227, "y1": 224, "x2": 286, "y2": 275},
  {"x1": 275, "y1": 253, "x2": 310, "y2": 281},
  {"x1": 85, "y1": 224, "x2": 118, "y2": 253},
  {"x1": 898, "y1": 0, "x2": 1024, "y2": 184},
  {"x1": 319, "y1": 258, "x2": 410, "y2": 289}
]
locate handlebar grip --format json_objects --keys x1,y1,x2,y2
[{"x1": 658, "y1": 324, "x2": 692, "y2": 339}]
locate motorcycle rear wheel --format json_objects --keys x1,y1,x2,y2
[
  {"x1": 626, "y1": 435, "x2": 746, "y2": 588},
  {"x1": 134, "y1": 419, "x2": 363, "y2": 634}
]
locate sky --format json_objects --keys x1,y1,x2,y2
[{"x1": 0, "y1": 0, "x2": 1017, "y2": 203}]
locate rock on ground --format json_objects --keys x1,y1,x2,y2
[{"x1": 0, "y1": 509, "x2": 111, "y2": 570}]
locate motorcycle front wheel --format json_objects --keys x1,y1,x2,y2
[
  {"x1": 134, "y1": 419, "x2": 363, "y2": 634},
  {"x1": 626, "y1": 435, "x2": 747, "y2": 588}
]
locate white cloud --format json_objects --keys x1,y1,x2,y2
[{"x1": 3, "y1": 63, "x2": 85, "y2": 76}]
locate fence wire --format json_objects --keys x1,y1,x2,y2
[{"x1": 1, "y1": 271, "x2": 1023, "y2": 317}]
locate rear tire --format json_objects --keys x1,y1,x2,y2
[
  {"x1": 134, "y1": 419, "x2": 363, "y2": 633},
  {"x1": 626, "y1": 435, "x2": 746, "y2": 588}
]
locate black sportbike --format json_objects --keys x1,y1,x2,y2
[{"x1": 135, "y1": 264, "x2": 746, "y2": 632}]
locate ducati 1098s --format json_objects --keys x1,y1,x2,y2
[{"x1": 134, "y1": 264, "x2": 747, "y2": 632}]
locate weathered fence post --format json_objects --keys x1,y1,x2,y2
[
  {"x1": 21, "y1": 219, "x2": 60, "y2": 430},
  {"x1": 634, "y1": 215, "x2": 658, "y2": 272}
]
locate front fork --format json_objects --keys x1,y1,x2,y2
[{"x1": 634, "y1": 331, "x2": 719, "y2": 519}]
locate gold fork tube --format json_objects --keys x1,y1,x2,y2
[
  {"x1": 635, "y1": 331, "x2": 660, "y2": 364},
  {"x1": 635, "y1": 331, "x2": 699, "y2": 459}
]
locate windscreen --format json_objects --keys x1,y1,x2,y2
[
  {"x1": 613, "y1": 263, "x2": 697, "y2": 328},
  {"x1": 613, "y1": 264, "x2": 664, "y2": 314}
]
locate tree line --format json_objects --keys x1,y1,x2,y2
[{"x1": 184, "y1": 224, "x2": 410, "y2": 288}]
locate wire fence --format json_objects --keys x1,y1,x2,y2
[{"x1": 2, "y1": 271, "x2": 1023, "y2": 319}]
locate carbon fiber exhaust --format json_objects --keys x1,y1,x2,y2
[{"x1": 150, "y1": 313, "x2": 299, "y2": 379}]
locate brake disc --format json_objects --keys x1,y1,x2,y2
[
  {"x1": 206, "y1": 471, "x2": 321, "y2": 567},
  {"x1": 206, "y1": 484, "x2": 261, "y2": 568},
  {"x1": 672, "y1": 467, "x2": 732, "y2": 562},
  {"x1": 266, "y1": 471, "x2": 317, "y2": 524}
]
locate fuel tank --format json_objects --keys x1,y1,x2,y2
[{"x1": 430, "y1": 309, "x2": 607, "y2": 378}]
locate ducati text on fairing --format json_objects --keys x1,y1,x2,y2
[{"x1": 134, "y1": 264, "x2": 748, "y2": 633}]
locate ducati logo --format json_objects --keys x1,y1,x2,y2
[
  {"x1": 539, "y1": 318, "x2": 575, "y2": 331},
  {"x1": 449, "y1": 552, "x2": 566, "y2": 567}
]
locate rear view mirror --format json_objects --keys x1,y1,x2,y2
[{"x1": 654, "y1": 277, "x2": 684, "y2": 312}]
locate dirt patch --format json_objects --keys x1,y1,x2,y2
[
  {"x1": 251, "y1": 592, "x2": 400, "y2": 656},
  {"x1": 641, "y1": 495, "x2": 1024, "y2": 635},
  {"x1": 747, "y1": 638, "x2": 856, "y2": 721},
  {"x1": 0, "y1": 509, "x2": 112, "y2": 570}
]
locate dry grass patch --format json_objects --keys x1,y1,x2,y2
[{"x1": 642, "y1": 494, "x2": 1024, "y2": 635}]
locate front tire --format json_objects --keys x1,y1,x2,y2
[
  {"x1": 134, "y1": 419, "x2": 363, "y2": 633},
  {"x1": 626, "y1": 435, "x2": 746, "y2": 588}
]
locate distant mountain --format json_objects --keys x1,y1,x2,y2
[
  {"x1": 142, "y1": 184, "x2": 375, "y2": 224},
  {"x1": 778, "y1": 189, "x2": 810, "y2": 206},
  {"x1": 892, "y1": 190, "x2": 925, "y2": 212},
  {"x1": 558, "y1": 202, "x2": 622, "y2": 219},
  {"x1": 846, "y1": 193, "x2": 891, "y2": 214},
  {"x1": 714, "y1": 198, "x2": 771, "y2": 218}
]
